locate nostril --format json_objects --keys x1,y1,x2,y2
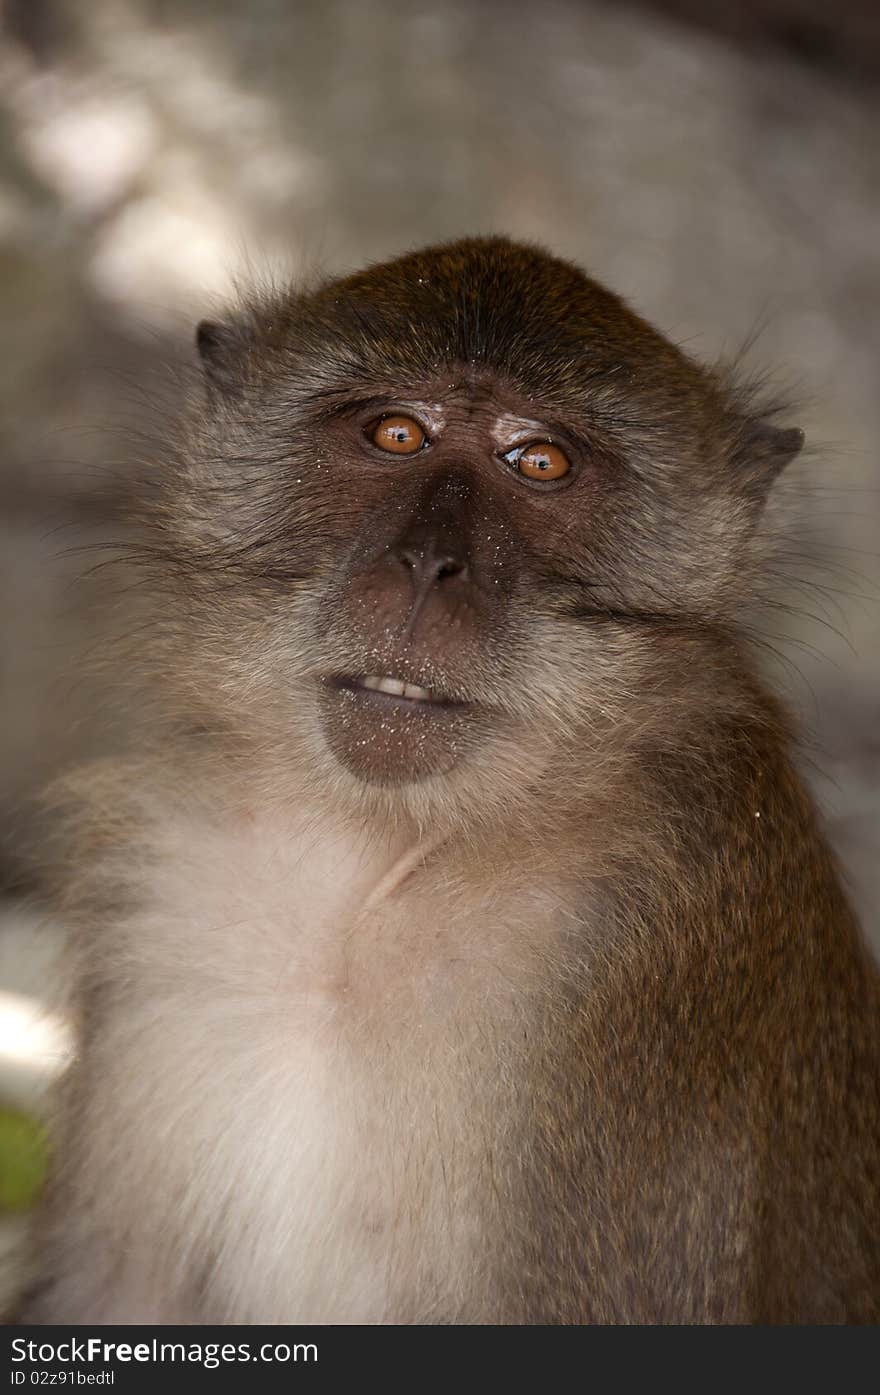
[
  {"x1": 398, "y1": 545, "x2": 466, "y2": 586},
  {"x1": 436, "y1": 556, "x2": 464, "y2": 580}
]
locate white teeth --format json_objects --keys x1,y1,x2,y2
[
  {"x1": 363, "y1": 676, "x2": 405, "y2": 697},
  {"x1": 361, "y1": 676, "x2": 434, "y2": 702},
  {"x1": 403, "y1": 683, "x2": 432, "y2": 701}
]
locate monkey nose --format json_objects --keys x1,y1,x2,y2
[{"x1": 393, "y1": 534, "x2": 469, "y2": 591}]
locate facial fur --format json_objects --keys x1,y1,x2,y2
[{"x1": 139, "y1": 236, "x2": 802, "y2": 832}]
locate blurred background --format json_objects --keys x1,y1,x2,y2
[{"x1": 0, "y1": 0, "x2": 878, "y2": 1309}]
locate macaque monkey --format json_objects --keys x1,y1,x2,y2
[{"x1": 22, "y1": 238, "x2": 880, "y2": 1324}]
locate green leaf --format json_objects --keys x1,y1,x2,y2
[{"x1": 0, "y1": 1108, "x2": 48, "y2": 1211}]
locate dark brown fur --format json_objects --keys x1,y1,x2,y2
[{"x1": 512, "y1": 684, "x2": 880, "y2": 1321}]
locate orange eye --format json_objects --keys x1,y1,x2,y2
[
  {"x1": 371, "y1": 415, "x2": 426, "y2": 454},
  {"x1": 516, "y1": 442, "x2": 571, "y2": 481}
]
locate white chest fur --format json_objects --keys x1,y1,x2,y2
[{"x1": 82, "y1": 801, "x2": 563, "y2": 1322}]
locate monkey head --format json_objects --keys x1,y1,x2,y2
[{"x1": 159, "y1": 238, "x2": 802, "y2": 823}]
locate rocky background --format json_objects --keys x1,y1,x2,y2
[{"x1": 0, "y1": 0, "x2": 878, "y2": 1307}]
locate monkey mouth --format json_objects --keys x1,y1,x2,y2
[
  {"x1": 328, "y1": 673, "x2": 468, "y2": 712},
  {"x1": 319, "y1": 672, "x2": 480, "y2": 783}
]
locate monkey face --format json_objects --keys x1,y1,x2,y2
[
  {"x1": 174, "y1": 238, "x2": 801, "y2": 807},
  {"x1": 309, "y1": 386, "x2": 596, "y2": 784}
]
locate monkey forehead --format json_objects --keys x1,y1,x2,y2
[
  {"x1": 246, "y1": 237, "x2": 727, "y2": 452},
  {"x1": 301, "y1": 236, "x2": 707, "y2": 394}
]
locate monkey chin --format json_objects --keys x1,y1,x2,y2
[{"x1": 317, "y1": 679, "x2": 483, "y2": 786}]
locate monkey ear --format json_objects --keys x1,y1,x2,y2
[
  {"x1": 196, "y1": 319, "x2": 248, "y2": 396},
  {"x1": 751, "y1": 422, "x2": 805, "y2": 472},
  {"x1": 737, "y1": 419, "x2": 804, "y2": 495}
]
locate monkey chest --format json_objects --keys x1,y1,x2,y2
[{"x1": 109, "y1": 819, "x2": 528, "y2": 1321}]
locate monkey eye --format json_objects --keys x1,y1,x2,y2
[
  {"x1": 370, "y1": 415, "x2": 427, "y2": 455},
  {"x1": 506, "y1": 441, "x2": 571, "y2": 482}
]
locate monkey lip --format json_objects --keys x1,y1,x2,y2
[
  {"x1": 320, "y1": 673, "x2": 484, "y2": 783},
  {"x1": 328, "y1": 674, "x2": 469, "y2": 712}
]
